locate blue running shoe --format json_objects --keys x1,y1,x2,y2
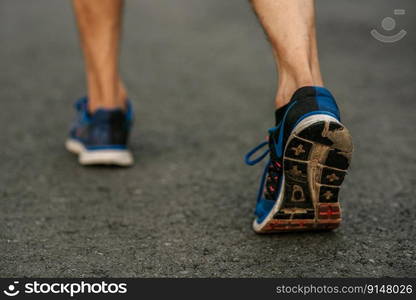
[
  {"x1": 245, "y1": 87, "x2": 353, "y2": 233},
  {"x1": 65, "y1": 97, "x2": 134, "y2": 166}
]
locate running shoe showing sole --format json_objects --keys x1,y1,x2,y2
[
  {"x1": 245, "y1": 86, "x2": 353, "y2": 233},
  {"x1": 65, "y1": 97, "x2": 134, "y2": 167}
]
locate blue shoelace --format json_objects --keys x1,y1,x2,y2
[{"x1": 244, "y1": 125, "x2": 283, "y2": 204}]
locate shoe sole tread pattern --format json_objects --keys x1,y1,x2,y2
[{"x1": 255, "y1": 117, "x2": 353, "y2": 233}]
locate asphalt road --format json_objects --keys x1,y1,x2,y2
[{"x1": 0, "y1": 0, "x2": 415, "y2": 277}]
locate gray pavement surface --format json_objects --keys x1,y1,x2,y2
[{"x1": 0, "y1": 0, "x2": 415, "y2": 277}]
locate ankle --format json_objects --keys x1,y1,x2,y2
[
  {"x1": 88, "y1": 96, "x2": 126, "y2": 113},
  {"x1": 87, "y1": 81, "x2": 128, "y2": 113},
  {"x1": 275, "y1": 69, "x2": 322, "y2": 109}
]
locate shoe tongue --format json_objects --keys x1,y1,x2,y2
[
  {"x1": 275, "y1": 104, "x2": 288, "y2": 125},
  {"x1": 274, "y1": 86, "x2": 317, "y2": 125}
]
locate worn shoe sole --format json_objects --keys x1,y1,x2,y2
[
  {"x1": 253, "y1": 114, "x2": 353, "y2": 233},
  {"x1": 65, "y1": 139, "x2": 134, "y2": 167}
]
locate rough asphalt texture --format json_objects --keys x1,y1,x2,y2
[{"x1": 0, "y1": 0, "x2": 415, "y2": 277}]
